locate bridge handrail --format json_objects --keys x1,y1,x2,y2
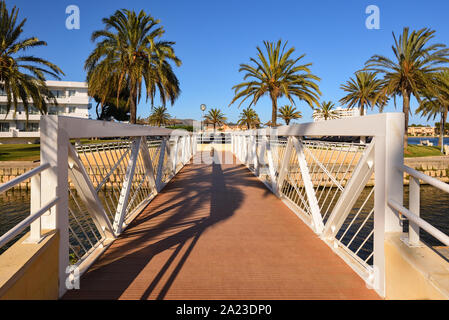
[
  {"x1": 230, "y1": 113, "x2": 405, "y2": 298},
  {"x1": 0, "y1": 197, "x2": 59, "y2": 249},
  {"x1": 0, "y1": 115, "x2": 197, "y2": 298},
  {"x1": 388, "y1": 199, "x2": 449, "y2": 247},
  {"x1": 0, "y1": 163, "x2": 54, "y2": 248},
  {"x1": 401, "y1": 164, "x2": 449, "y2": 193},
  {"x1": 391, "y1": 164, "x2": 449, "y2": 248},
  {"x1": 0, "y1": 163, "x2": 50, "y2": 194}
]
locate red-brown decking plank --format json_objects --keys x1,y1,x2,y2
[{"x1": 63, "y1": 151, "x2": 379, "y2": 300}]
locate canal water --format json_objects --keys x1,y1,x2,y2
[
  {"x1": 1, "y1": 185, "x2": 448, "y2": 255},
  {"x1": 408, "y1": 137, "x2": 449, "y2": 146}
]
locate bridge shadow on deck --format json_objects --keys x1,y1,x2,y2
[{"x1": 63, "y1": 151, "x2": 379, "y2": 300}]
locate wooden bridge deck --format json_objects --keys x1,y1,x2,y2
[{"x1": 64, "y1": 151, "x2": 379, "y2": 300}]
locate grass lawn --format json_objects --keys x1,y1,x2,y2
[
  {"x1": 1, "y1": 140, "x2": 445, "y2": 161},
  {"x1": 0, "y1": 139, "x2": 122, "y2": 161},
  {"x1": 405, "y1": 145, "x2": 443, "y2": 158},
  {"x1": 0, "y1": 143, "x2": 40, "y2": 161}
]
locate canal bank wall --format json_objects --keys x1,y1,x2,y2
[{"x1": 1, "y1": 156, "x2": 449, "y2": 189}]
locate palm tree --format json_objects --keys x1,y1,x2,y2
[
  {"x1": 312, "y1": 101, "x2": 340, "y2": 121},
  {"x1": 339, "y1": 71, "x2": 388, "y2": 116},
  {"x1": 365, "y1": 27, "x2": 449, "y2": 147},
  {"x1": 93, "y1": 85, "x2": 130, "y2": 121},
  {"x1": 204, "y1": 108, "x2": 227, "y2": 131},
  {"x1": 229, "y1": 40, "x2": 321, "y2": 127},
  {"x1": 148, "y1": 106, "x2": 171, "y2": 127},
  {"x1": 278, "y1": 105, "x2": 302, "y2": 125},
  {"x1": 237, "y1": 107, "x2": 260, "y2": 129},
  {"x1": 416, "y1": 71, "x2": 449, "y2": 152},
  {"x1": 0, "y1": 1, "x2": 63, "y2": 119},
  {"x1": 85, "y1": 9, "x2": 182, "y2": 124}
]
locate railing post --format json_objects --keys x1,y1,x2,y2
[
  {"x1": 408, "y1": 176, "x2": 420, "y2": 246},
  {"x1": 276, "y1": 136, "x2": 293, "y2": 196},
  {"x1": 373, "y1": 113, "x2": 404, "y2": 298},
  {"x1": 251, "y1": 133, "x2": 259, "y2": 175},
  {"x1": 28, "y1": 174, "x2": 43, "y2": 242},
  {"x1": 40, "y1": 115, "x2": 69, "y2": 298},
  {"x1": 155, "y1": 138, "x2": 167, "y2": 192},
  {"x1": 171, "y1": 136, "x2": 179, "y2": 174}
]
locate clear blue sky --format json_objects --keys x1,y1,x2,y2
[{"x1": 8, "y1": 0, "x2": 449, "y2": 125}]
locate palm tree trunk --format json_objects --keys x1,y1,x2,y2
[
  {"x1": 360, "y1": 105, "x2": 364, "y2": 116},
  {"x1": 270, "y1": 92, "x2": 277, "y2": 127},
  {"x1": 95, "y1": 102, "x2": 101, "y2": 119},
  {"x1": 441, "y1": 109, "x2": 447, "y2": 153},
  {"x1": 402, "y1": 90, "x2": 411, "y2": 148},
  {"x1": 129, "y1": 87, "x2": 137, "y2": 124},
  {"x1": 286, "y1": 119, "x2": 290, "y2": 125}
]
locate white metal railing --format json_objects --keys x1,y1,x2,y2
[
  {"x1": 388, "y1": 164, "x2": 449, "y2": 247},
  {"x1": 231, "y1": 113, "x2": 406, "y2": 297},
  {"x1": 0, "y1": 163, "x2": 58, "y2": 248},
  {"x1": 0, "y1": 115, "x2": 196, "y2": 297}
]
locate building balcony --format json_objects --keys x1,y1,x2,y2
[
  {"x1": 0, "y1": 95, "x2": 89, "y2": 105},
  {"x1": 0, "y1": 130, "x2": 40, "y2": 138}
]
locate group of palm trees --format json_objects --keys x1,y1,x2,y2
[
  {"x1": 229, "y1": 30, "x2": 449, "y2": 148},
  {"x1": 2, "y1": 1, "x2": 449, "y2": 148}
]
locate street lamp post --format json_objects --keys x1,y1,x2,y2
[{"x1": 200, "y1": 104, "x2": 206, "y2": 142}]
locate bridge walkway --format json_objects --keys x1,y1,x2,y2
[{"x1": 63, "y1": 151, "x2": 379, "y2": 300}]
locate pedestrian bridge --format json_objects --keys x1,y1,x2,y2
[{"x1": 1, "y1": 114, "x2": 449, "y2": 300}]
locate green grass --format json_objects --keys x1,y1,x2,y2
[
  {"x1": 0, "y1": 144, "x2": 40, "y2": 161},
  {"x1": 405, "y1": 145, "x2": 443, "y2": 158},
  {"x1": 0, "y1": 139, "x2": 122, "y2": 161}
]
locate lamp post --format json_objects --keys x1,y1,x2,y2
[{"x1": 200, "y1": 104, "x2": 206, "y2": 142}]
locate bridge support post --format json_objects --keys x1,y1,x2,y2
[
  {"x1": 373, "y1": 113, "x2": 404, "y2": 298},
  {"x1": 40, "y1": 116, "x2": 69, "y2": 298}
]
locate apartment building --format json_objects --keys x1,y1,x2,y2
[
  {"x1": 313, "y1": 107, "x2": 364, "y2": 122},
  {"x1": 407, "y1": 126, "x2": 436, "y2": 136},
  {"x1": 0, "y1": 81, "x2": 90, "y2": 144}
]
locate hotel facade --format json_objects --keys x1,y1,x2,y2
[
  {"x1": 0, "y1": 81, "x2": 90, "y2": 144},
  {"x1": 313, "y1": 107, "x2": 364, "y2": 122}
]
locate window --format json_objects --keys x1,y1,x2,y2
[
  {"x1": 29, "y1": 106, "x2": 40, "y2": 115},
  {"x1": 27, "y1": 123, "x2": 39, "y2": 132},
  {"x1": 51, "y1": 90, "x2": 66, "y2": 98},
  {"x1": 0, "y1": 122, "x2": 10, "y2": 132},
  {"x1": 48, "y1": 106, "x2": 59, "y2": 115},
  {"x1": 0, "y1": 88, "x2": 6, "y2": 96},
  {"x1": 0, "y1": 106, "x2": 7, "y2": 114},
  {"x1": 68, "y1": 106, "x2": 76, "y2": 113},
  {"x1": 68, "y1": 90, "x2": 76, "y2": 97}
]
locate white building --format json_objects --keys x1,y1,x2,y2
[
  {"x1": 0, "y1": 81, "x2": 90, "y2": 144},
  {"x1": 313, "y1": 107, "x2": 364, "y2": 122}
]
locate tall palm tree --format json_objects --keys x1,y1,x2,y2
[
  {"x1": 85, "y1": 9, "x2": 182, "y2": 124},
  {"x1": 312, "y1": 101, "x2": 340, "y2": 121},
  {"x1": 278, "y1": 105, "x2": 302, "y2": 125},
  {"x1": 365, "y1": 27, "x2": 449, "y2": 147},
  {"x1": 229, "y1": 40, "x2": 321, "y2": 127},
  {"x1": 339, "y1": 71, "x2": 388, "y2": 116},
  {"x1": 0, "y1": 1, "x2": 63, "y2": 119},
  {"x1": 148, "y1": 106, "x2": 171, "y2": 127},
  {"x1": 204, "y1": 108, "x2": 227, "y2": 131},
  {"x1": 416, "y1": 71, "x2": 449, "y2": 151},
  {"x1": 237, "y1": 107, "x2": 260, "y2": 129}
]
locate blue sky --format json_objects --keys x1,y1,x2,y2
[{"x1": 8, "y1": 0, "x2": 449, "y2": 125}]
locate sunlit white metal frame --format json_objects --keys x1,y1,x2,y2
[
  {"x1": 232, "y1": 113, "x2": 405, "y2": 298},
  {"x1": 0, "y1": 116, "x2": 195, "y2": 298}
]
